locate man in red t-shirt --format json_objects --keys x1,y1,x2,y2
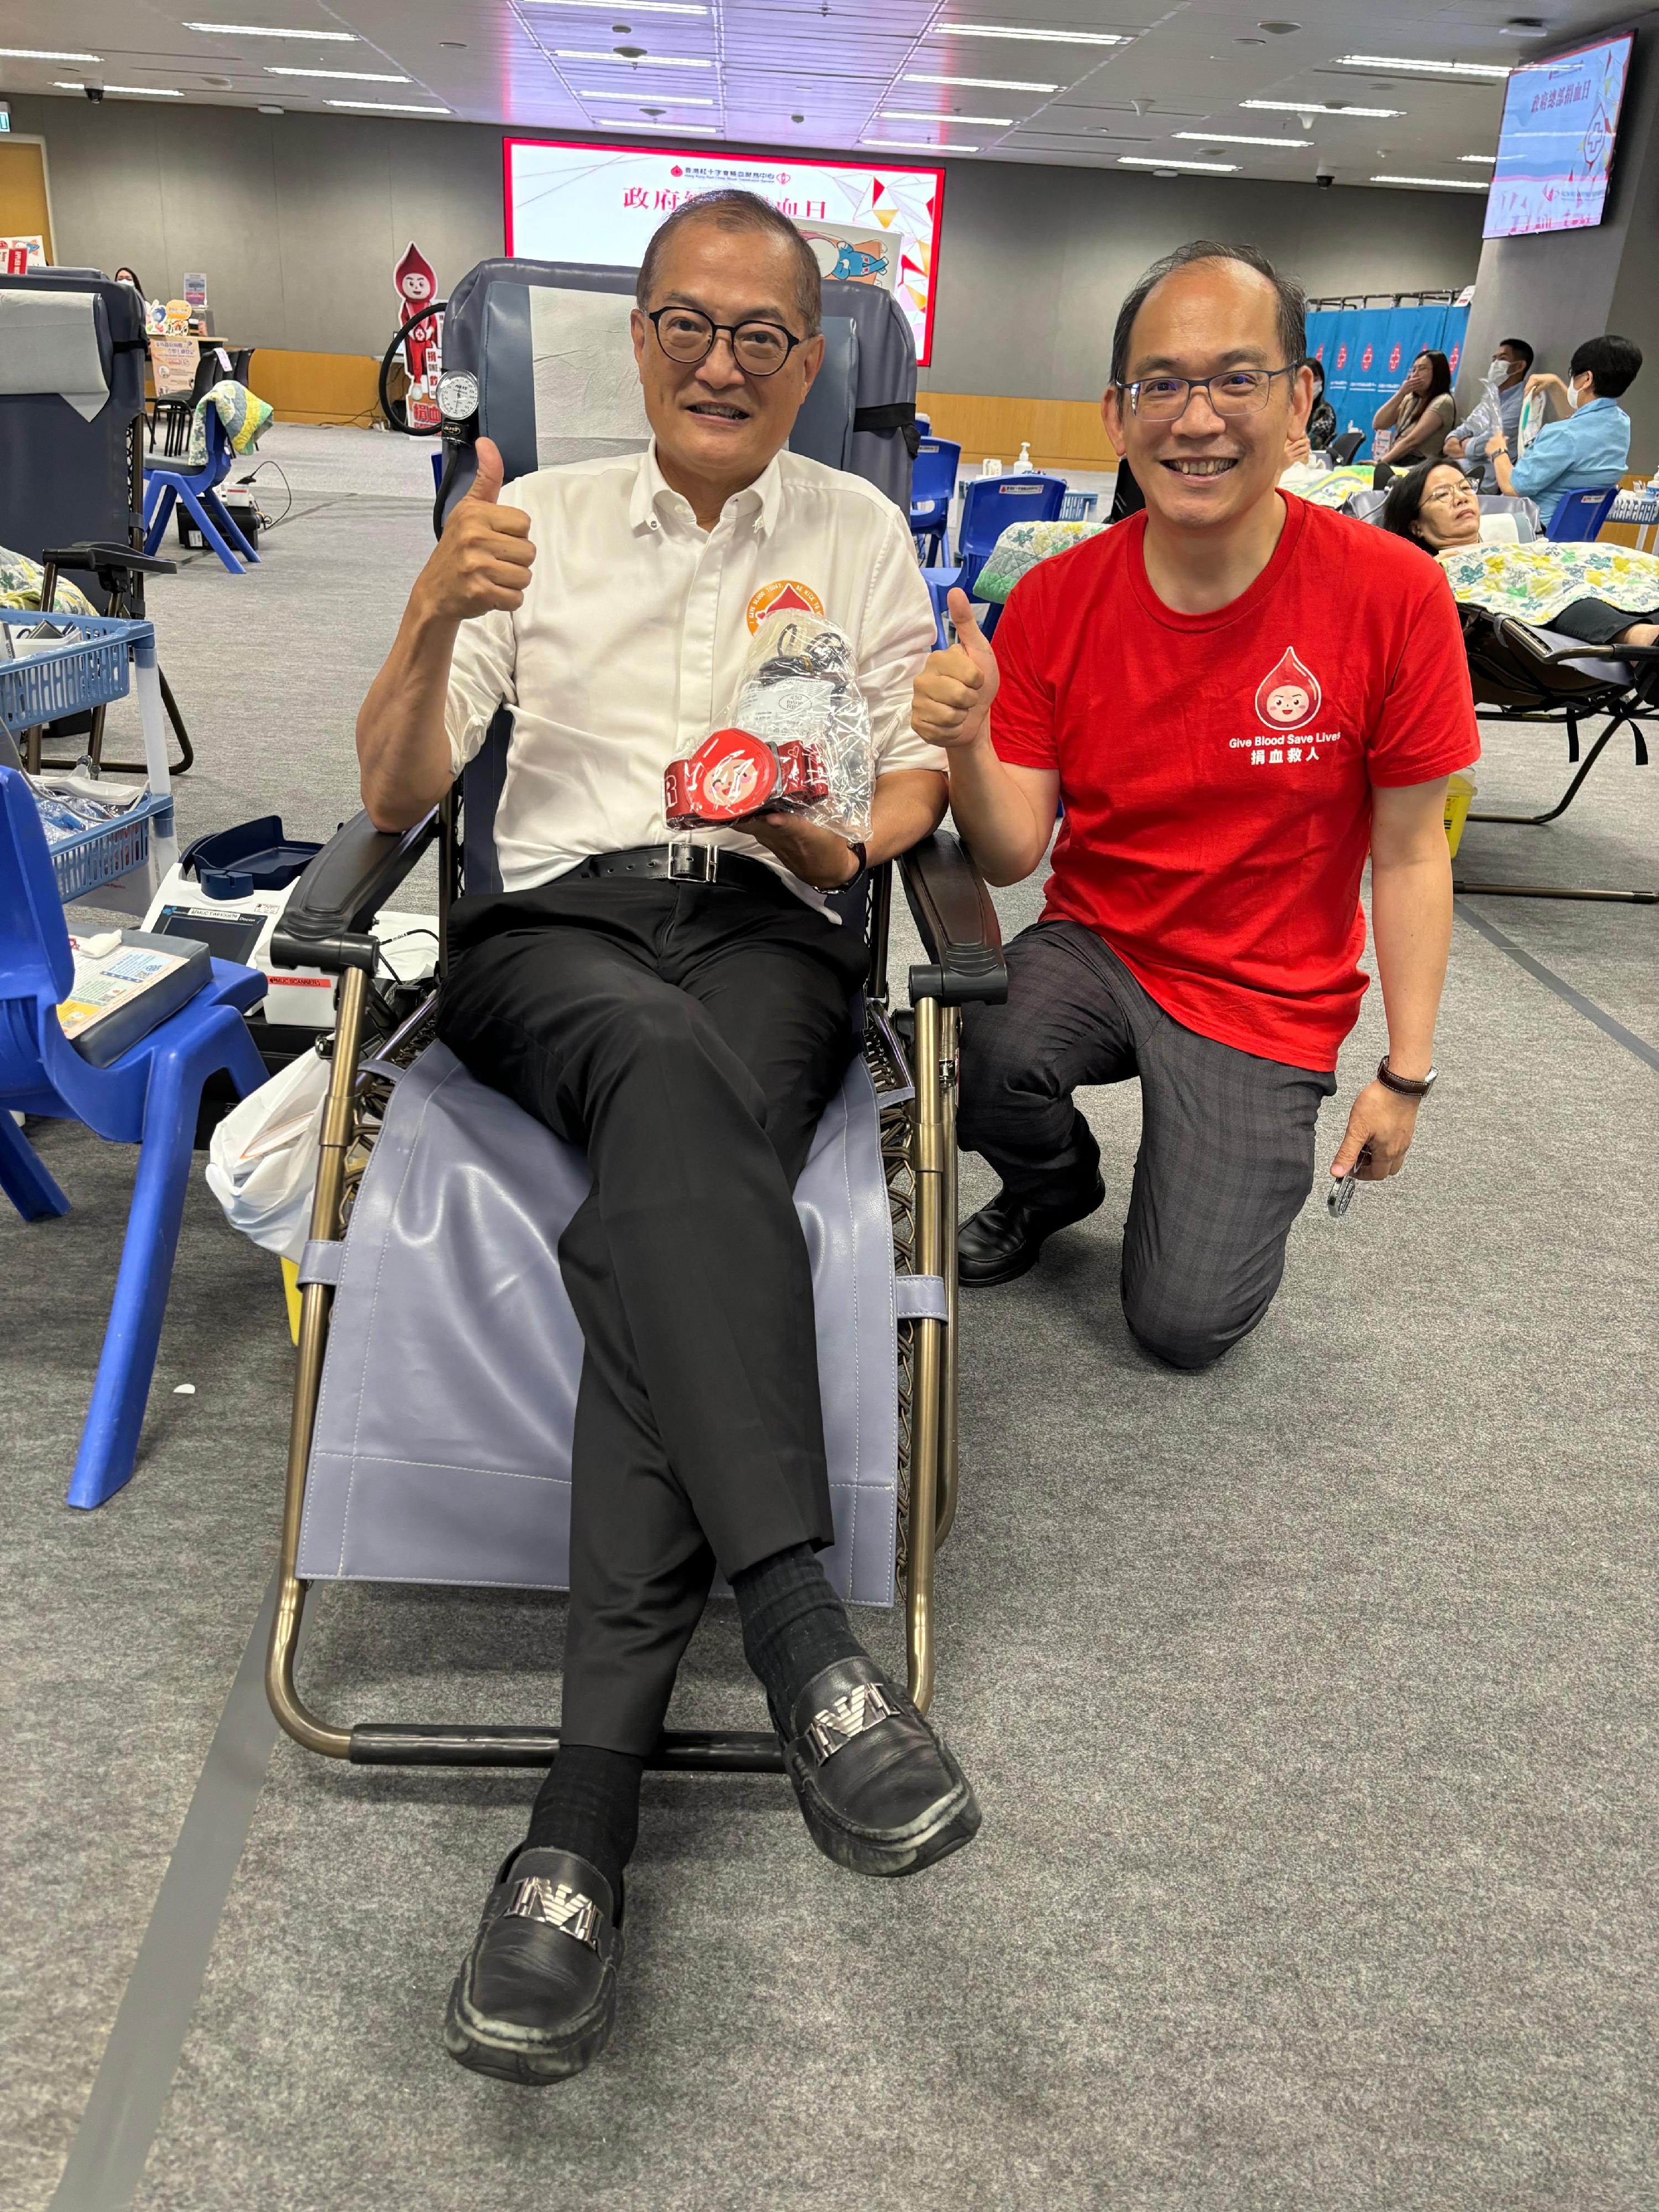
[{"x1": 913, "y1": 240, "x2": 1478, "y2": 1369}]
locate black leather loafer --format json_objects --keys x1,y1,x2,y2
[
  {"x1": 957, "y1": 1175, "x2": 1105, "y2": 1287},
  {"x1": 780, "y1": 1656, "x2": 980, "y2": 1879},
  {"x1": 443, "y1": 1845, "x2": 622, "y2": 2085}
]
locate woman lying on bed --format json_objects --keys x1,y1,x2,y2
[{"x1": 1381, "y1": 458, "x2": 1659, "y2": 654}]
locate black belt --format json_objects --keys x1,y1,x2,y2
[{"x1": 565, "y1": 842, "x2": 786, "y2": 894}]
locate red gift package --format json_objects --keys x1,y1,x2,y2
[{"x1": 664, "y1": 727, "x2": 829, "y2": 829}]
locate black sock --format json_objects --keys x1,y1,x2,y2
[
  {"x1": 520, "y1": 1743, "x2": 644, "y2": 1915},
  {"x1": 732, "y1": 1541, "x2": 865, "y2": 1729}
]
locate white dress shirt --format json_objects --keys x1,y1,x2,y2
[{"x1": 444, "y1": 442, "x2": 945, "y2": 900}]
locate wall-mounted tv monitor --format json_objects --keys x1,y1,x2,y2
[
  {"x1": 1483, "y1": 33, "x2": 1632, "y2": 239},
  {"x1": 502, "y1": 138, "x2": 945, "y2": 366}
]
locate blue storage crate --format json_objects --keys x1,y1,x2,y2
[
  {"x1": 47, "y1": 791, "x2": 174, "y2": 904},
  {"x1": 0, "y1": 612, "x2": 153, "y2": 739},
  {"x1": 1059, "y1": 491, "x2": 1098, "y2": 522}
]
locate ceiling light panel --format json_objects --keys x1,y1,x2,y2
[
  {"x1": 863, "y1": 137, "x2": 979, "y2": 152},
  {"x1": 928, "y1": 24, "x2": 1128, "y2": 44},
  {"x1": 327, "y1": 98, "x2": 450, "y2": 113},
  {"x1": 1338, "y1": 54, "x2": 1509, "y2": 77},
  {"x1": 1172, "y1": 131, "x2": 1310, "y2": 147},
  {"x1": 554, "y1": 50, "x2": 712, "y2": 65},
  {"x1": 594, "y1": 116, "x2": 718, "y2": 130},
  {"x1": 905, "y1": 72, "x2": 1058, "y2": 91},
  {"x1": 54, "y1": 81, "x2": 182, "y2": 94},
  {"x1": 265, "y1": 67, "x2": 409, "y2": 81},
  {"x1": 2, "y1": 46, "x2": 102, "y2": 60},
  {"x1": 1370, "y1": 172, "x2": 1489, "y2": 187},
  {"x1": 1243, "y1": 99, "x2": 1402, "y2": 117},
  {"x1": 1120, "y1": 155, "x2": 1238, "y2": 171},
  {"x1": 528, "y1": 0, "x2": 709, "y2": 9},
  {"x1": 882, "y1": 110, "x2": 1014, "y2": 125},
  {"x1": 181, "y1": 23, "x2": 359, "y2": 38}
]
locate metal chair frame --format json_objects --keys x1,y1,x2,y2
[
  {"x1": 1458, "y1": 611, "x2": 1658, "y2": 903},
  {"x1": 262, "y1": 800, "x2": 1006, "y2": 1773}
]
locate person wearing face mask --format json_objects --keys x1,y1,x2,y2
[
  {"x1": 1382, "y1": 458, "x2": 1659, "y2": 659},
  {"x1": 1444, "y1": 337, "x2": 1533, "y2": 462},
  {"x1": 911, "y1": 241, "x2": 1478, "y2": 1368},
  {"x1": 357, "y1": 189, "x2": 973, "y2": 2086},
  {"x1": 1485, "y1": 335, "x2": 1642, "y2": 525}
]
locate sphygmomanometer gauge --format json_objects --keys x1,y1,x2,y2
[{"x1": 436, "y1": 369, "x2": 479, "y2": 424}]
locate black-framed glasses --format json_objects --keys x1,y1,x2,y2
[
  {"x1": 646, "y1": 305, "x2": 805, "y2": 378},
  {"x1": 1118, "y1": 366, "x2": 1297, "y2": 420}
]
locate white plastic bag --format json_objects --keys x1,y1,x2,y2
[
  {"x1": 205, "y1": 1046, "x2": 330, "y2": 1264},
  {"x1": 1458, "y1": 373, "x2": 1504, "y2": 452}
]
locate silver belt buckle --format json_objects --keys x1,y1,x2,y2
[{"x1": 668, "y1": 838, "x2": 717, "y2": 883}]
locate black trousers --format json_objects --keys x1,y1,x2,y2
[
  {"x1": 958, "y1": 921, "x2": 1336, "y2": 1372},
  {"x1": 437, "y1": 874, "x2": 869, "y2": 1755},
  {"x1": 1547, "y1": 596, "x2": 1657, "y2": 647}
]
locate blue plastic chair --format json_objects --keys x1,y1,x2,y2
[
  {"x1": 0, "y1": 767, "x2": 268, "y2": 1507},
  {"x1": 1545, "y1": 486, "x2": 1619, "y2": 543},
  {"x1": 910, "y1": 436, "x2": 961, "y2": 564},
  {"x1": 142, "y1": 404, "x2": 260, "y2": 576},
  {"x1": 954, "y1": 473, "x2": 1067, "y2": 595}
]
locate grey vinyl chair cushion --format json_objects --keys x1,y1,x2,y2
[
  {"x1": 789, "y1": 317, "x2": 858, "y2": 472},
  {"x1": 296, "y1": 1040, "x2": 903, "y2": 1606}
]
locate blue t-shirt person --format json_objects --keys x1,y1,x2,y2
[{"x1": 1510, "y1": 396, "x2": 1631, "y2": 525}]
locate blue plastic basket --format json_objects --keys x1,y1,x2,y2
[
  {"x1": 1059, "y1": 491, "x2": 1099, "y2": 522},
  {"x1": 47, "y1": 791, "x2": 174, "y2": 904},
  {"x1": 0, "y1": 612, "x2": 149, "y2": 739}
]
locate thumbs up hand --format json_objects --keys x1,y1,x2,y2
[
  {"x1": 911, "y1": 587, "x2": 1001, "y2": 752},
  {"x1": 416, "y1": 436, "x2": 536, "y2": 624}
]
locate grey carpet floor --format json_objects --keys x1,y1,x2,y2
[{"x1": 3, "y1": 450, "x2": 1656, "y2": 2210}]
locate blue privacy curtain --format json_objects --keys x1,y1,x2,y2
[{"x1": 1306, "y1": 300, "x2": 1472, "y2": 461}]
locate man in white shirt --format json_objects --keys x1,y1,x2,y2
[{"x1": 356, "y1": 190, "x2": 975, "y2": 2088}]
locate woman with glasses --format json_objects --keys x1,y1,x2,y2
[{"x1": 1383, "y1": 457, "x2": 1659, "y2": 660}]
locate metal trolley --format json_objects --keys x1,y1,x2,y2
[{"x1": 1, "y1": 612, "x2": 180, "y2": 904}]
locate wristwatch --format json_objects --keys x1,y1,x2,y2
[
  {"x1": 1377, "y1": 1056, "x2": 1436, "y2": 1097},
  {"x1": 841, "y1": 839, "x2": 869, "y2": 890}
]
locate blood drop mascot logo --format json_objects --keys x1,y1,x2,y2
[{"x1": 1254, "y1": 648, "x2": 1322, "y2": 731}]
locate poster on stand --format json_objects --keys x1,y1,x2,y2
[
  {"x1": 1, "y1": 234, "x2": 46, "y2": 272},
  {"x1": 392, "y1": 242, "x2": 442, "y2": 430}
]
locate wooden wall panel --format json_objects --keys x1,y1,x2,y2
[
  {"x1": 0, "y1": 140, "x2": 54, "y2": 258},
  {"x1": 248, "y1": 348, "x2": 380, "y2": 426},
  {"x1": 919, "y1": 391, "x2": 1119, "y2": 470}
]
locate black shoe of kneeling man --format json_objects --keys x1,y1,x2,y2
[
  {"x1": 957, "y1": 1175, "x2": 1106, "y2": 1288},
  {"x1": 779, "y1": 1654, "x2": 980, "y2": 1879},
  {"x1": 444, "y1": 1846, "x2": 622, "y2": 2085}
]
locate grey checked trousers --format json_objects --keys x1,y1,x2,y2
[{"x1": 958, "y1": 920, "x2": 1337, "y2": 1370}]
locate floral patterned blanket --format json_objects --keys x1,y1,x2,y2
[
  {"x1": 1436, "y1": 542, "x2": 1659, "y2": 627},
  {"x1": 974, "y1": 518, "x2": 1104, "y2": 604}
]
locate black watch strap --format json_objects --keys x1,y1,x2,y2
[
  {"x1": 1378, "y1": 1055, "x2": 1436, "y2": 1097},
  {"x1": 844, "y1": 839, "x2": 868, "y2": 889}
]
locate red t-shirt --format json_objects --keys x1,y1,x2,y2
[{"x1": 989, "y1": 495, "x2": 1479, "y2": 1070}]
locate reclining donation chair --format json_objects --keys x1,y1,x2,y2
[
  {"x1": 265, "y1": 257, "x2": 1005, "y2": 1776},
  {"x1": 0, "y1": 269, "x2": 193, "y2": 774},
  {"x1": 1457, "y1": 612, "x2": 1657, "y2": 902}
]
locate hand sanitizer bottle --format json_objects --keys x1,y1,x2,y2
[{"x1": 1014, "y1": 440, "x2": 1033, "y2": 473}]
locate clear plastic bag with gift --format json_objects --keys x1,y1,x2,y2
[
  {"x1": 1457, "y1": 373, "x2": 1505, "y2": 454},
  {"x1": 664, "y1": 609, "x2": 874, "y2": 842}
]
